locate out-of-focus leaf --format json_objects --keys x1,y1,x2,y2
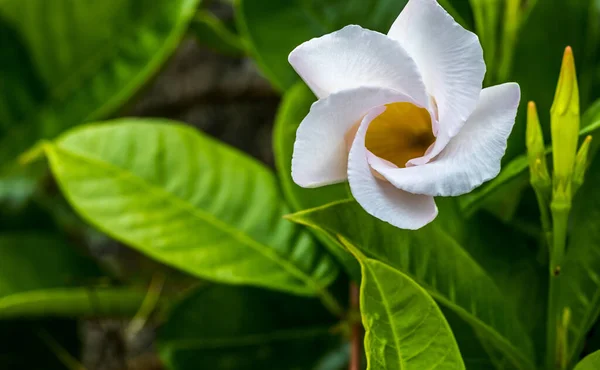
[
  {"x1": 190, "y1": 10, "x2": 246, "y2": 56},
  {"x1": 557, "y1": 152, "x2": 600, "y2": 367},
  {"x1": 157, "y1": 285, "x2": 343, "y2": 370},
  {"x1": 0, "y1": 288, "x2": 147, "y2": 320},
  {"x1": 236, "y1": 0, "x2": 465, "y2": 91},
  {"x1": 0, "y1": 319, "x2": 80, "y2": 369},
  {"x1": 0, "y1": 0, "x2": 200, "y2": 165},
  {"x1": 574, "y1": 351, "x2": 600, "y2": 370},
  {"x1": 43, "y1": 120, "x2": 339, "y2": 296},
  {"x1": 287, "y1": 200, "x2": 536, "y2": 370},
  {"x1": 504, "y1": 0, "x2": 599, "y2": 162},
  {"x1": 460, "y1": 98, "x2": 600, "y2": 215},
  {"x1": 345, "y1": 242, "x2": 465, "y2": 369},
  {"x1": 0, "y1": 233, "x2": 146, "y2": 319},
  {"x1": 273, "y1": 82, "x2": 359, "y2": 280}
]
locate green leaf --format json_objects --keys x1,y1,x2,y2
[
  {"x1": 236, "y1": 0, "x2": 468, "y2": 91},
  {"x1": 43, "y1": 119, "x2": 339, "y2": 296},
  {"x1": 460, "y1": 98, "x2": 600, "y2": 215},
  {"x1": 345, "y1": 241, "x2": 465, "y2": 370},
  {"x1": 273, "y1": 82, "x2": 359, "y2": 279},
  {"x1": 557, "y1": 152, "x2": 600, "y2": 367},
  {"x1": 0, "y1": 232, "x2": 146, "y2": 319},
  {"x1": 574, "y1": 351, "x2": 600, "y2": 370},
  {"x1": 287, "y1": 200, "x2": 536, "y2": 370},
  {"x1": 0, "y1": 0, "x2": 200, "y2": 165},
  {"x1": 190, "y1": 10, "x2": 246, "y2": 56},
  {"x1": 157, "y1": 284, "x2": 343, "y2": 370}
]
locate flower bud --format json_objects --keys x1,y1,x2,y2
[
  {"x1": 551, "y1": 46, "x2": 580, "y2": 198},
  {"x1": 527, "y1": 101, "x2": 551, "y2": 193},
  {"x1": 572, "y1": 135, "x2": 592, "y2": 195}
]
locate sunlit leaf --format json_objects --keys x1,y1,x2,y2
[
  {"x1": 158, "y1": 285, "x2": 343, "y2": 369},
  {"x1": 43, "y1": 120, "x2": 339, "y2": 296},
  {"x1": 345, "y1": 241, "x2": 465, "y2": 369},
  {"x1": 287, "y1": 200, "x2": 536, "y2": 370},
  {"x1": 574, "y1": 350, "x2": 600, "y2": 370}
]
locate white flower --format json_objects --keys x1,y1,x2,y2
[{"x1": 289, "y1": 0, "x2": 521, "y2": 229}]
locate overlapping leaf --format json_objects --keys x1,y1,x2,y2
[
  {"x1": 345, "y1": 242, "x2": 465, "y2": 370},
  {"x1": 288, "y1": 200, "x2": 536, "y2": 370}
]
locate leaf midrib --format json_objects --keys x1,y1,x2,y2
[
  {"x1": 47, "y1": 144, "x2": 322, "y2": 294},
  {"x1": 366, "y1": 261, "x2": 406, "y2": 369}
]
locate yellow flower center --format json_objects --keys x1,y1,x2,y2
[{"x1": 365, "y1": 102, "x2": 434, "y2": 168}]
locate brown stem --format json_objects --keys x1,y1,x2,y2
[{"x1": 349, "y1": 282, "x2": 361, "y2": 370}]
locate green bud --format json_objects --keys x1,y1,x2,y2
[
  {"x1": 572, "y1": 135, "x2": 592, "y2": 195},
  {"x1": 527, "y1": 101, "x2": 551, "y2": 192},
  {"x1": 551, "y1": 46, "x2": 580, "y2": 199}
]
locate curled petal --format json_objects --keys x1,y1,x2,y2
[
  {"x1": 289, "y1": 25, "x2": 428, "y2": 105},
  {"x1": 348, "y1": 106, "x2": 438, "y2": 230},
  {"x1": 292, "y1": 87, "x2": 413, "y2": 188},
  {"x1": 371, "y1": 83, "x2": 521, "y2": 196},
  {"x1": 388, "y1": 0, "x2": 485, "y2": 139}
]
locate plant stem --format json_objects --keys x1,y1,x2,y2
[
  {"x1": 349, "y1": 282, "x2": 361, "y2": 370},
  {"x1": 546, "y1": 199, "x2": 571, "y2": 370},
  {"x1": 318, "y1": 288, "x2": 345, "y2": 318}
]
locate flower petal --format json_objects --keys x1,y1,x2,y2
[
  {"x1": 371, "y1": 83, "x2": 521, "y2": 196},
  {"x1": 388, "y1": 0, "x2": 485, "y2": 138},
  {"x1": 292, "y1": 87, "x2": 414, "y2": 188},
  {"x1": 289, "y1": 25, "x2": 428, "y2": 105},
  {"x1": 348, "y1": 106, "x2": 438, "y2": 230}
]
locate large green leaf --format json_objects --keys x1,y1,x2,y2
[
  {"x1": 345, "y1": 242, "x2": 464, "y2": 370},
  {"x1": 287, "y1": 200, "x2": 536, "y2": 370},
  {"x1": 0, "y1": 233, "x2": 145, "y2": 319},
  {"x1": 236, "y1": 0, "x2": 467, "y2": 91},
  {"x1": 557, "y1": 151, "x2": 600, "y2": 367},
  {"x1": 42, "y1": 120, "x2": 339, "y2": 296},
  {"x1": 0, "y1": 0, "x2": 200, "y2": 165},
  {"x1": 574, "y1": 351, "x2": 600, "y2": 370},
  {"x1": 158, "y1": 285, "x2": 343, "y2": 369},
  {"x1": 273, "y1": 82, "x2": 359, "y2": 279}
]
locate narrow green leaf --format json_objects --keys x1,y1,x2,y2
[
  {"x1": 0, "y1": 0, "x2": 200, "y2": 165},
  {"x1": 157, "y1": 285, "x2": 342, "y2": 370},
  {"x1": 0, "y1": 232, "x2": 146, "y2": 319},
  {"x1": 43, "y1": 120, "x2": 339, "y2": 296},
  {"x1": 574, "y1": 350, "x2": 600, "y2": 370},
  {"x1": 287, "y1": 200, "x2": 536, "y2": 370},
  {"x1": 0, "y1": 288, "x2": 147, "y2": 319},
  {"x1": 345, "y1": 241, "x2": 465, "y2": 370}
]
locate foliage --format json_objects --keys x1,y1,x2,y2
[{"x1": 1, "y1": 0, "x2": 600, "y2": 369}]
